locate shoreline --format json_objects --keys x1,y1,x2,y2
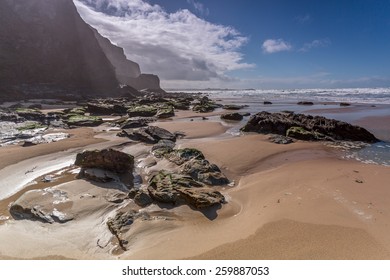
[{"x1": 0, "y1": 99, "x2": 389, "y2": 260}]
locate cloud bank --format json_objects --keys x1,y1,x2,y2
[
  {"x1": 74, "y1": 0, "x2": 252, "y2": 88},
  {"x1": 262, "y1": 39, "x2": 292, "y2": 54}
]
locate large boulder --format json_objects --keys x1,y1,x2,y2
[
  {"x1": 241, "y1": 111, "x2": 378, "y2": 143},
  {"x1": 74, "y1": 148, "x2": 134, "y2": 173},
  {"x1": 147, "y1": 171, "x2": 225, "y2": 209}
]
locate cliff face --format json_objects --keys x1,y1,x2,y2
[
  {"x1": 92, "y1": 28, "x2": 161, "y2": 91},
  {"x1": 0, "y1": 0, "x2": 161, "y2": 100}
]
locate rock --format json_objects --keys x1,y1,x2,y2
[
  {"x1": 147, "y1": 171, "x2": 225, "y2": 209},
  {"x1": 177, "y1": 187, "x2": 226, "y2": 209},
  {"x1": 268, "y1": 135, "x2": 294, "y2": 144},
  {"x1": 264, "y1": 101, "x2": 273, "y2": 105},
  {"x1": 63, "y1": 107, "x2": 86, "y2": 116},
  {"x1": 340, "y1": 102, "x2": 351, "y2": 107},
  {"x1": 286, "y1": 126, "x2": 322, "y2": 141},
  {"x1": 9, "y1": 188, "x2": 73, "y2": 223},
  {"x1": 151, "y1": 140, "x2": 176, "y2": 157},
  {"x1": 107, "y1": 210, "x2": 137, "y2": 251},
  {"x1": 105, "y1": 192, "x2": 128, "y2": 204},
  {"x1": 297, "y1": 101, "x2": 314, "y2": 105},
  {"x1": 134, "y1": 191, "x2": 153, "y2": 207},
  {"x1": 75, "y1": 148, "x2": 134, "y2": 173},
  {"x1": 182, "y1": 159, "x2": 229, "y2": 185},
  {"x1": 64, "y1": 115, "x2": 103, "y2": 127},
  {"x1": 156, "y1": 106, "x2": 175, "y2": 119},
  {"x1": 86, "y1": 103, "x2": 116, "y2": 115},
  {"x1": 192, "y1": 96, "x2": 219, "y2": 113},
  {"x1": 121, "y1": 126, "x2": 176, "y2": 144},
  {"x1": 241, "y1": 111, "x2": 378, "y2": 143},
  {"x1": 166, "y1": 148, "x2": 205, "y2": 165},
  {"x1": 15, "y1": 108, "x2": 45, "y2": 122},
  {"x1": 22, "y1": 141, "x2": 37, "y2": 147},
  {"x1": 221, "y1": 112, "x2": 244, "y2": 121},
  {"x1": 120, "y1": 117, "x2": 152, "y2": 129},
  {"x1": 169, "y1": 99, "x2": 191, "y2": 110},
  {"x1": 222, "y1": 104, "x2": 244, "y2": 110},
  {"x1": 0, "y1": 111, "x2": 21, "y2": 122},
  {"x1": 127, "y1": 105, "x2": 157, "y2": 117},
  {"x1": 28, "y1": 104, "x2": 43, "y2": 109},
  {"x1": 81, "y1": 168, "x2": 117, "y2": 182}
]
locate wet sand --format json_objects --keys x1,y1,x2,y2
[{"x1": 0, "y1": 108, "x2": 390, "y2": 260}]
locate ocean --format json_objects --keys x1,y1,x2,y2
[{"x1": 171, "y1": 87, "x2": 390, "y2": 167}]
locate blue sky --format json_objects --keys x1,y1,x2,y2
[{"x1": 75, "y1": 0, "x2": 390, "y2": 89}]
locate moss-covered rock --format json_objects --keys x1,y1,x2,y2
[
  {"x1": 127, "y1": 105, "x2": 157, "y2": 117},
  {"x1": 147, "y1": 170, "x2": 225, "y2": 209},
  {"x1": 166, "y1": 148, "x2": 205, "y2": 165},
  {"x1": 64, "y1": 114, "x2": 103, "y2": 127},
  {"x1": 286, "y1": 126, "x2": 321, "y2": 141},
  {"x1": 16, "y1": 122, "x2": 47, "y2": 131},
  {"x1": 181, "y1": 159, "x2": 229, "y2": 186},
  {"x1": 156, "y1": 106, "x2": 175, "y2": 119}
]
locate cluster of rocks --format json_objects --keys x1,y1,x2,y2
[{"x1": 241, "y1": 111, "x2": 378, "y2": 143}]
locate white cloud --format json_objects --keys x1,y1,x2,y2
[
  {"x1": 295, "y1": 14, "x2": 311, "y2": 24},
  {"x1": 262, "y1": 39, "x2": 292, "y2": 54},
  {"x1": 300, "y1": 39, "x2": 331, "y2": 52},
  {"x1": 187, "y1": 0, "x2": 209, "y2": 16},
  {"x1": 73, "y1": 0, "x2": 252, "y2": 86}
]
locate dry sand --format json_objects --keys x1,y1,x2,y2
[{"x1": 0, "y1": 115, "x2": 390, "y2": 260}]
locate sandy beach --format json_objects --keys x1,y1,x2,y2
[{"x1": 0, "y1": 100, "x2": 390, "y2": 260}]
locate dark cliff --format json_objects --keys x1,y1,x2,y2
[{"x1": 0, "y1": 0, "x2": 161, "y2": 100}]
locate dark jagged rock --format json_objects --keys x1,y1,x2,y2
[
  {"x1": 128, "y1": 189, "x2": 154, "y2": 207},
  {"x1": 263, "y1": 101, "x2": 273, "y2": 105},
  {"x1": 147, "y1": 171, "x2": 225, "y2": 209},
  {"x1": 28, "y1": 104, "x2": 43, "y2": 110},
  {"x1": 221, "y1": 112, "x2": 244, "y2": 121},
  {"x1": 15, "y1": 108, "x2": 45, "y2": 122},
  {"x1": 241, "y1": 111, "x2": 378, "y2": 143},
  {"x1": 120, "y1": 117, "x2": 152, "y2": 129},
  {"x1": 0, "y1": 111, "x2": 22, "y2": 122},
  {"x1": 169, "y1": 99, "x2": 191, "y2": 110},
  {"x1": 192, "y1": 96, "x2": 220, "y2": 113},
  {"x1": 120, "y1": 126, "x2": 176, "y2": 144},
  {"x1": 297, "y1": 101, "x2": 314, "y2": 105},
  {"x1": 182, "y1": 159, "x2": 229, "y2": 186},
  {"x1": 75, "y1": 148, "x2": 134, "y2": 173},
  {"x1": 86, "y1": 103, "x2": 116, "y2": 115},
  {"x1": 222, "y1": 104, "x2": 244, "y2": 110}
]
